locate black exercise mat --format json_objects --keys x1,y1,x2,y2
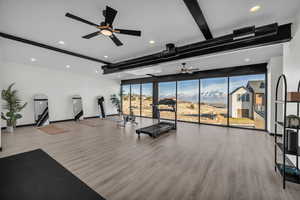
[{"x1": 0, "y1": 149, "x2": 106, "y2": 200}]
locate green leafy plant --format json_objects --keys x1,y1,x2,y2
[
  {"x1": 110, "y1": 94, "x2": 121, "y2": 113},
  {"x1": 1, "y1": 83, "x2": 27, "y2": 127}
]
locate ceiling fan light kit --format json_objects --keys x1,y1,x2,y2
[{"x1": 66, "y1": 6, "x2": 141, "y2": 46}]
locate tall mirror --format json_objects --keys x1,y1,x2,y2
[
  {"x1": 34, "y1": 94, "x2": 49, "y2": 127},
  {"x1": 97, "y1": 96, "x2": 106, "y2": 119},
  {"x1": 72, "y1": 95, "x2": 84, "y2": 121}
]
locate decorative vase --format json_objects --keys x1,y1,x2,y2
[{"x1": 7, "y1": 126, "x2": 14, "y2": 133}]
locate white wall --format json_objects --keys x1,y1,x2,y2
[
  {"x1": 283, "y1": 13, "x2": 300, "y2": 92},
  {"x1": 267, "y1": 56, "x2": 283, "y2": 133},
  {"x1": 282, "y1": 12, "x2": 300, "y2": 165},
  {"x1": 0, "y1": 62, "x2": 120, "y2": 127}
]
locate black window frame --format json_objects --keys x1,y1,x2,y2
[{"x1": 120, "y1": 63, "x2": 267, "y2": 131}]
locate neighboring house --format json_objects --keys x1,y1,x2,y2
[
  {"x1": 246, "y1": 80, "x2": 265, "y2": 114},
  {"x1": 229, "y1": 86, "x2": 253, "y2": 118},
  {"x1": 229, "y1": 80, "x2": 265, "y2": 119}
]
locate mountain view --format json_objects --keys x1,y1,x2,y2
[{"x1": 122, "y1": 74, "x2": 265, "y2": 129}]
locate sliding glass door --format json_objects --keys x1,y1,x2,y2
[
  {"x1": 141, "y1": 83, "x2": 153, "y2": 117},
  {"x1": 121, "y1": 71, "x2": 266, "y2": 130},
  {"x1": 229, "y1": 74, "x2": 266, "y2": 129},
  {"x1": 177, "y1": 80, "x2": 199, "y2": 122},
  {"x1": 130, "y1": 84, "x2": 141, "y2": 116},
  {"x1": 122, "y1": 85, "x2": 130, "y2": 115},
  {"x1": 200, "y1": 77, "x2": 228, "y2": 125},
  {"x1": 158, "y1": 81, "x2": 176, "y2": 120}
]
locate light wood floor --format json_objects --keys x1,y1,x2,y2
[{"x1": 1, "y1": 117, "x2": 300, "y2": 200}]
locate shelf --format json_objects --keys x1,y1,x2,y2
[
  {"x1": 276, "y1": 121, "x2": 300, "y2": 130},
  {"x1": 276, "y1": 163, "x2": 300, "y2": 184},
  {"x1": 275, "y1": 100, "x2": 300, "y2": 104},
  {"x1": 276, "y1": 143, "x2": 300, "y2": 156}
]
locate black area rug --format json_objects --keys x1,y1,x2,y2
[{"x1": 0, "y1": 149, "x2": 106, "y2": 200}]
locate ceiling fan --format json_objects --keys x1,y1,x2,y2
[
  {"x1": 178, "y1": 63, "x2": 199, "y2": 74},
  {"x1": 65, "y1": 6, "x2": 141, "y2": 46}
]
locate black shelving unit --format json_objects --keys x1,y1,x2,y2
[{"x1": 274, "y1": 74, "x2": 300, "y2": 189}]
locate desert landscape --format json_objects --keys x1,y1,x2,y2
[{"x1": 122, "y1": 96, "x2": 262, "y2": 128}]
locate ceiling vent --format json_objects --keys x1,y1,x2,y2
[
  {"x1": 161, "y1": 43, "x2": 177, "y2": 57},
  {"x1": 233, "y1": 26, "x2": 255, "y2": 40}
]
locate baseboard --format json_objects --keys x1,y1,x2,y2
[
  {"x1": 1, "y1": 114, "x2": 119, "y2": 129},
  {"x1": 1, "y1": 123, "x2": 35, "y2": 130},
  {"x1": 50, "y1": 119, "x2": 74, "y2": 123},
  {"x1": 107, "y1": 114, "x2": 119, "y2": 117},
  {"x1": 84, "y1": 116, "x2": 99, "y2": 119},
  {"x1": 84, "y1": 114, "x2": 119, "y2": 119}
]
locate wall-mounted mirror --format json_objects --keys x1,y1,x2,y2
[
  {"x1": 97, "y1": 96, "x2": 106, "y2": 119},
  {"x1": 72, "y1": 95, "x2": 84, "y2": 121},
  {"x1": 34, "y1": 94, "x2": 49, "y2": 127}
]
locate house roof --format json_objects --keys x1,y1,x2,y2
[
  {"x1": 229, "y1": 86, "x2": 251, "y2": 95},
  {"x1": 247, "y1": 80, "x2": 265, "y2": 94}
]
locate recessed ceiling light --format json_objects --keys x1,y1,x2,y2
[
  {"x1": 104, "y1": 55, "x2": 108, "y2": 58},
  {"x1": 58, "y1": 40, "x2": 65, "y2": 45},
  {"x1": 245, "y1": 58, "x2": 251, "y2": 62},
  {"x1": 66, "y1": 65, "x2": 71, "y2": 68},
  {"x1": 30, "y1": 58, "x2": 36, "y2": 62},
  {"x1": 149, "y1": 40, "x2": 155, "y2": 44},
  {"x1": 250, "y1": 5, "x2": 261, "y2": 12}
]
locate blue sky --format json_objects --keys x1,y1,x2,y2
[
  {"x1": 229, "y1": 74, "x2": 265, "y2": 92},
  {"x1": 159, "y1": 82, "x2": 176, "y2": 98},
  {"x1": 123, "y1": 74, "x2": 265, "y2": 103},
  {"x1": 142, "y1": 83, "x2": 152, "y2": 96}
]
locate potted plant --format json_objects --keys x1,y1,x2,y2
[
  {"x1": 110, "y1": 94, "x2": 121, "y2": 115},
  {"x1": 1, "y1": 83, "x2": 27, "y2": 133}
]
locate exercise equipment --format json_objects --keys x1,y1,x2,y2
[
  {"x1": 72, "y1": 95, "x2": 84, "y2": 121},
  {"x1": 97, "y1": 96, "x2": 106, "y2": 119},
  {"x1": 136, "y1": 99, "x2": 177, "y2": 138},
  {"x1": 119, "y1": 106, "x2": 138, "y2": 126},
  {"x1": 34, "y1": 94, "x2": 49, "y2": 127}
]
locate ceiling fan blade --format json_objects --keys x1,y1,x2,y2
[
  {"x1": 109, "y1": 34, "x2": 123, "y2": 46},
  {"x1": 82, "y1": 31, "x2": 100, "y2": 39},
  {"x1": 114, "y1": 29, "x2": 141, "y2": 36},
  {"x1": 105, "y1": 6, "x2": 118, "y2": 26},
  {"x1": 65, "y1": 13, "x2": 98, "y2": 27}
]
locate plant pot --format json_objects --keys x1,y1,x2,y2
[{"x1": 6, "y1": 126, "x2": 14, "y2": 133}]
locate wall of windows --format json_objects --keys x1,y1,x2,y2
[
  {"x1": 158, "y1": 82, "x2": 177, "y2": 120},
  {"x1": 229, "y1": 74, "x2": 266, "y2": 129},
  {"x1": 141, "y1": 83, "x2": 153, "y2": 117},
  {"x1": 121, "y1": 67, "x2": 266, "y2": 130},
  {"x1": 130, "y1": 84, "x2": 141, "y2": 116},
  {"x1": 200, "y1": 77, "x2": 228, "y2": 125},
  {"x1": 177, "y1": 80, "x2": 199, "y2": 122},
  {"x1": 122, "y1": 85, "x2": 130, "y2": 115}
]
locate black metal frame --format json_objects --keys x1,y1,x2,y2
[
  {"x1": 0, "y1": 32, "x2": 110, "y2": 65},
  {"x1": 103, "y1": 23, "x2": 291, "y2": 74},
  {"x1": 274, "y1": 75, "x2": 300, "y2": 189},
  {"x1": 121, "y1": 64, "x2": 267, "y2": 131},
  {"x1": 182, "y1": 0, "x2": 213, "y2": 40}
]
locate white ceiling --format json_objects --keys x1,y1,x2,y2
[{"x1": 0, "y1": 0, "x2": 299, "y2": 79}]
